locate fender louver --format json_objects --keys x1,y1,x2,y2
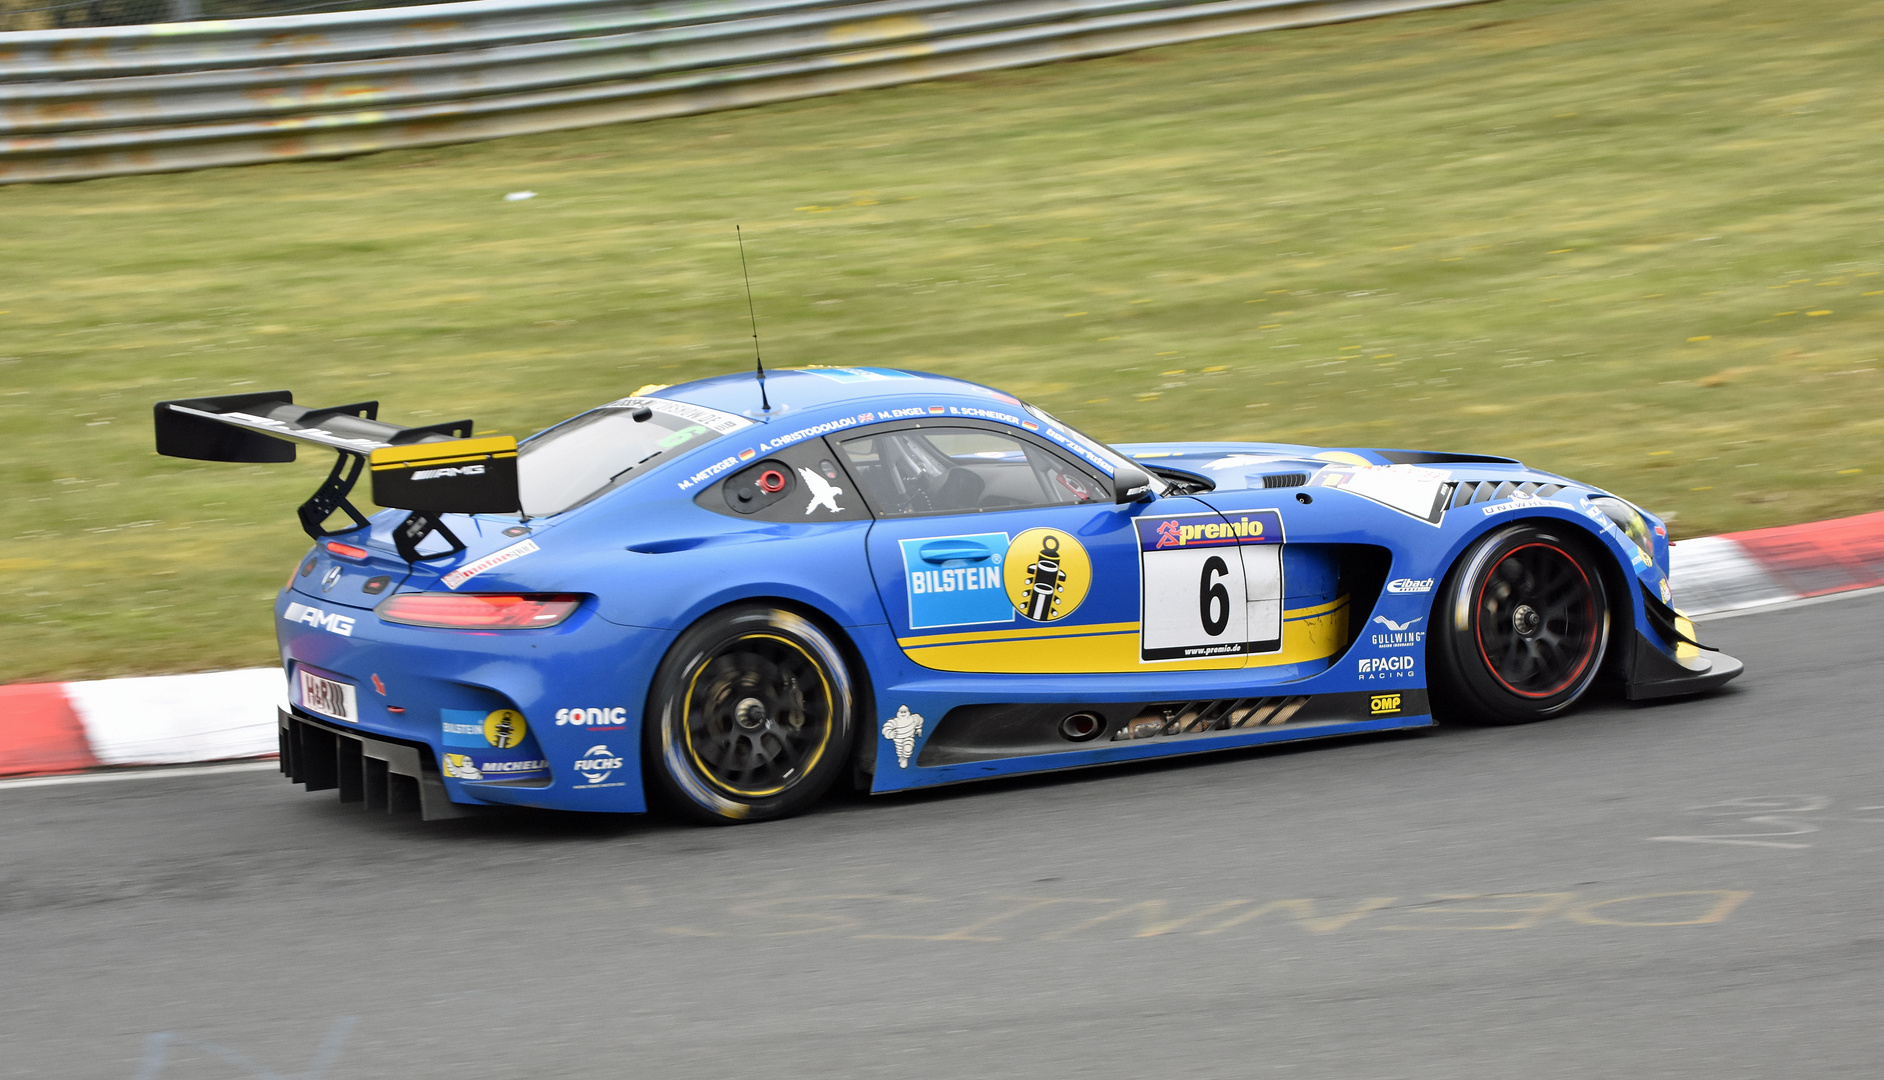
[{"x1": 1449, "y1": 479, "x2": 1563, "y2": 508}]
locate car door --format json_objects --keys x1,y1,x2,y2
[{"x1": 840, "y1": 421, "x2": 1254, "y2": 674}]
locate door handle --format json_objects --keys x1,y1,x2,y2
[{"x1": 917, "y1": 540, "x2": 994, "y2": 564}]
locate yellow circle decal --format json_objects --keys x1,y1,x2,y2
[
  {"x1": 1004, "y1": 528, "x2": 1091, "y2": 623},
  {"x1": 484, "y1": 709, "x2": 528, "y2": 748}
]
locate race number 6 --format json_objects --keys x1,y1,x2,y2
[{"x1": 1200, "y1": 556, "x2": 1232, "y2": 637}]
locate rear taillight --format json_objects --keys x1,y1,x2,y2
[
  {"x1": 326, "y1": 541, "x2": 369, "y2": 560},
  {"x1": 377, "y1": 593, "x2": 583, "y2": 629}
]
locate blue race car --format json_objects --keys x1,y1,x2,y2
[{"x1": 153, "y1": 368, "x2": 1740, "y2": 823}]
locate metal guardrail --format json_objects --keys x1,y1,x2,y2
[{"x1": 0, "y1": 0, "x2": 1483, "y2": 184}]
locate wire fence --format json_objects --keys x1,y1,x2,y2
[{"x1": 1, "y1": 0, "x2": 1489, "y2": 183}]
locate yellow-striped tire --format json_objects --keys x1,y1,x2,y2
[{"x1": 645, "y1": 605, "x2": 855, "y2": 824}]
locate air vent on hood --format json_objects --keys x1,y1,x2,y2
[
  {"x1": 1260, "y1": 472, "x2": 1310, "y2": 489},
  {"x1": 1450, "y1": 480, "x2": 1563, "y2": 508}
]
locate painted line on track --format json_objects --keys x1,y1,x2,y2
[{"x1": 0, "y1": 759, "x2": 278, "y2": 791}]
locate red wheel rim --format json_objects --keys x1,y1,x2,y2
[{"x1": 1472, "y1": 542, "x2": 1599, "y2": 698}]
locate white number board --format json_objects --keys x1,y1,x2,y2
[{"x1": 1134, "y1": 510, "x2": 1284, "y2": 662}]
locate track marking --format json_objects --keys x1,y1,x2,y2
[
  {"x1": 1692, "y1": 582, "x2": 1884, "y2": 621},
  {"x1": 0, "y1": 759, "x2": 276, "y2": 791}
]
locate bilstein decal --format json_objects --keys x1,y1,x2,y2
[{"x1": 1004, "y1": 528, "x2": 1090, "y2": 622}]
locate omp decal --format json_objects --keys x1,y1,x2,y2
[
  {"x1": 900, "y1": 533, "x2": 1012, "y2": 629},
  {"x1": 573, "y1": 744, "x2": 625, "y2": 786},
  {"x1": 882, "y1": 705, "x2": 925, "y2": 769},
  {"x1": 897, "y1": 596, "x2": 1349, "y2": 674},
  {"x1": 483, "y1": 709, "x2": 527, "y2": 748},
  {"x1": 1482, "y1": 497, "x2": 1559, "y2": 517},
  {"x1": 799, "y1": 467, "x2": 845, "y2": 514},
  {"x1": 1005, "y1": 528, "x2": 1091, "y2": 622},
  {"x1": 1369, "y1": 693, "x2": 1403, "y2": 716},
  {"x1": 282, "y1": 601, "x2": 354, "y2": 637},
  {"x1": 440, "y1": 538, "x2": 538, "y2": 590}
]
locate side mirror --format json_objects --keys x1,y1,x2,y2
[{"x1": 1113, "y1": 463, "x2": 1154, "y2": 504}]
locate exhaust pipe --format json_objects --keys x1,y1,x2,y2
[{"x1": 1058, "y1": 712, "x2": 1105, "y2": 742}]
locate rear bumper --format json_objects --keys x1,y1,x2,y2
[
  {"x1": 1624, "y1": 630, "x2": 1745, "y2": 701},
  {"x1": 280, "y1": 708, "x2": 465, "y2": 820}
]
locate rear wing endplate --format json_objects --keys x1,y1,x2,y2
[{"x1": 154, "y1": 391, "x2": 520, "y2": 559}]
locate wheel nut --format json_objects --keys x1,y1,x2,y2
[{"x1": 1512, "y1": 604, "x2": 1540, "y2": 636}]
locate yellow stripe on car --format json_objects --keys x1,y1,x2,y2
[
  {"x1": 368, "y1": 435, "x2": 517, "y2": 470},
  {"x1": 899, "y1": 597, "x2": 1350, "y2": 674}
]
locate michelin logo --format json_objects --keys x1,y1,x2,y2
[{"x1": 882, "y1": 705, "x2": 925, "y2": 769}]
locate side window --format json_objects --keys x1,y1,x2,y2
[
  {"x1": 836, "y1": 425, "x2": 1103, "y2": 517},
  {"x1": 693, "y1": 440, "x2": 870, "y2": 522}
]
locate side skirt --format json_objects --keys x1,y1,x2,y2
[{"x1": 876, "y1": 691, "x2": 1432, "y2": 792}]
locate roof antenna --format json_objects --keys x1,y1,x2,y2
[{"x1": 736, "y1": 225, "x2": 771, "y2": 414}]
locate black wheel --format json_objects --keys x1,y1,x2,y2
[
  {"x1": 644, "y1": 604, "x2": 855, "y2": 823},
  {"x1": 1430, "y1": 524, "x2": 1610, "y2": 725}
]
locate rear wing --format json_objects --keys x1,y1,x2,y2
[{"x1": 154, "y1": 390, "x2": 520, "y2": 560}]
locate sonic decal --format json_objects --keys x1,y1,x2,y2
[
  {"x1": 883, "y1": 705, "x2": 925, "y2": 768},
  {"x1": 1004, "y1": 528, "x2": 1091, "y2": 623}
]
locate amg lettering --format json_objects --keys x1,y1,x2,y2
[{"x1": 411, "y1": 465, "x2": 486, "y2": 481}]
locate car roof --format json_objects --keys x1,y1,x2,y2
[{"x1": 649, "y1": 367, "x2": 1021, "y2": 419}]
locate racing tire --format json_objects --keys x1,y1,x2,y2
[
  {"x1": 645, "y1": 604, "x2": 856, "y2": 824},
  {"x1": 1430, "y1": 524, "x2": 1610, "y2": 725}
]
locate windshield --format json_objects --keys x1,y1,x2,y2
[
  {"x1": 517, "y1": 397, "x2": 752, "y2": 517},
  {"x1": 1021, "y1": 403, "x2": 1167, "y2": 494}
]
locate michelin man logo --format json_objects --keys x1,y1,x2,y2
[{"x1": 882, "y1": 705, "x2": 925, "y2": 769}]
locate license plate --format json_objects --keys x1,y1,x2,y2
[{"x1": 298, "y1": 668, "x2": 358, "y2": 723}]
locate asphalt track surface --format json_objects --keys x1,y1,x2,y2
[{"x1": 6, "y1": 595, "x2": 1882, "y2": 1080}]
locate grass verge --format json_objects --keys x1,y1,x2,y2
[{"x1": 2, "y1": 0, "x2": 1881, "y2": 680}]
